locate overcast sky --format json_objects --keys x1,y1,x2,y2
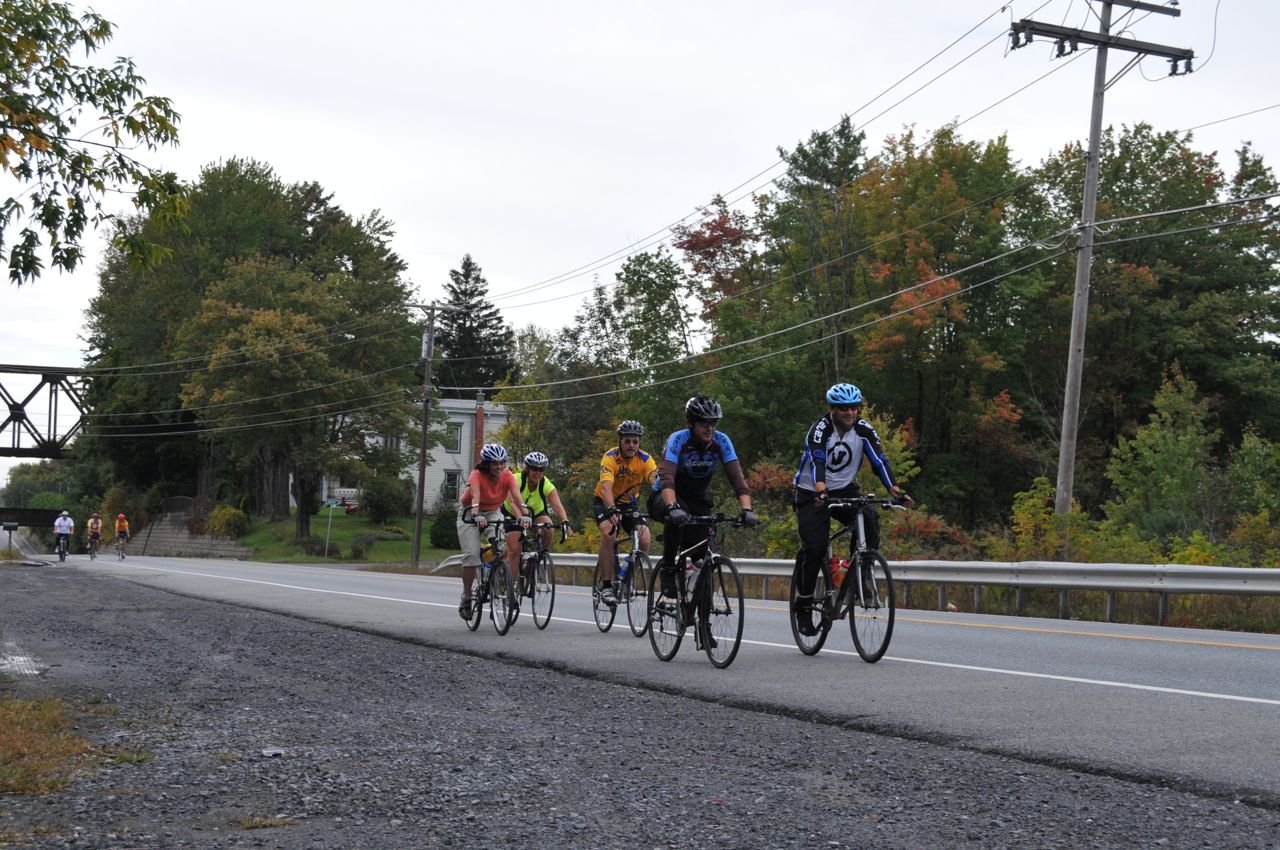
[{"x1": 3, "y1": 0, "x2": 1278, "y2": 483}]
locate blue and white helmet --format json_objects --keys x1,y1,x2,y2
[
  {"x1": 524, "y1": 451, "x2": 549, "y2": 468},
  {"x1": 480, "y1": 443, "x2": 509, "y2": 463},
  {"x1": 826, "y1": 383, "x2": 863, "y2": 405}
]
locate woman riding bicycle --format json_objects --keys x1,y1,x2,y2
[
  {"x1": 503, "y1": 451, "x2": 573, "y2": 595},
  {"x1": 456, "y1": 444, "x2": 531, "y2": 620},
  {"x1": 792, "y1": 383, "x2": 911, "y2": 635}
]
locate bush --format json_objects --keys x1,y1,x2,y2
[
  {"x1": 207, "y1": 506, "x2": 250, "y2": 538},
  {"x1": 295, "y1": 536, "x2": 326, "y2": 556},
  {"x1": 349, "y1": 533, "x2": 378, "y2": 560},
  {"x1": 430, "y1": 510, "x2": 459, "y2": 550},
  {"x1": 362, "y1": 474, "x2": 413, "y2": 525}
]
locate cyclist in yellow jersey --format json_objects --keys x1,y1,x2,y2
[
  {"x1": 592, "y1": 420, "x2": 657, "y2": 605},
  {"x1": 504, "y1": 451, "x2": 573, "y2": 588},
  {"x1": 86, "y1": 512, "x2": 103, "y2": 554}
]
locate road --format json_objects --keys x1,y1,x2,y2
[{"x1": 56, "y1": 553, "x2": 1280, "y2": 805}]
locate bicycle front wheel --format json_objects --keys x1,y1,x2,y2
[
  {"x1": 626, "y1": 553, "x2": 651, "y2": 638},
  {"x1": 701, "y1": 557, "x2": 744, "y2": 669},
  {"x1": 490, "y1": 561, "x2": 516, "y2": 635},
  {"x1": 849, "y1": 552, "x2": 895, "y2": 663},
  {"x1": 591, "y1": 560, "x2": 616, "y2": 633},
  {"x1": 789, "y1": 553, "x2": 830, "y2": 656},
  {"x1": 646, "y1": 560, "x2": 682, "y2": 661},
  {"x1": 532, "y1": 552, "x2": 555, "y2": 630}
]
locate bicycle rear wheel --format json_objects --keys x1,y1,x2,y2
[
  {"x1": 88, "y1": 540, "x2": 96, "y2": 561},
  {"x1": 490, "y1": 561, "x2": 515, "y2": 635},
  {"x1": 591, "y1": 560, "x2": 616, "y2": 633},
  {"x1": 626, "y1": 553, "x2": 651, "y2": 638},
  {"x1": 789, "y1": 553, "x2": 830, "y2": 656},
  {"x1": 701, "y1": 557, "x2": 744, "y2": 669},
  {"x1": 646, "y1": 561, "x2": 682, "y2": 661},
  {"x1": 532, "y1": 552, "x2": 555, "y2": 630},
  {"x1": 465, "y1": 573, "x2": 484, "y2": 631},
  {"x1": 849, "y1": 552, "x2": 895, "y2": 663}
]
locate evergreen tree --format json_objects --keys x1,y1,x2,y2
[{"x1": 435, "y1": 254, "x2": 516, "y2": 398}]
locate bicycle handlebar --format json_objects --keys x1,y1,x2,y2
[
  {"x1": 824, "y1": 494, "x2": 912, "y2": 512},
  {"x1": 683, "y1": 513, "x2": 752, "y2": 528}
]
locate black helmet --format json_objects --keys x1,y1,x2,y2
[
  {"x1": 684, "y1": 394, "x2": 723, "y2": 422},
  {"x1": 617, "y1": 420, "x2": 644, "y2": 437}
]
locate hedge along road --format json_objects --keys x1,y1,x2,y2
[{"x1": 61, "y1": 554, "x2": 1280, "y2": 805}]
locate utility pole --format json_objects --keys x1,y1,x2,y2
[
  {"x1": 1009, "y1": 0, "x2": 1192, "y2": 516},
  {"x1": 407, "y1": 301, "x2": 461, "y2": 568}
]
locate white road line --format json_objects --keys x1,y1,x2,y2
[{"x1": 92, "y1": 562, "x2": 1280, "y2": 708}]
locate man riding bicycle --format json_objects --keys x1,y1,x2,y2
[
  {"x1": 53, "y1": 510, "x2": 74, "y2": 556},
  {"x1": 648, "y1": 395, "x2": 757, "y2": 599},
  {"x1": 592, "y1": 420, "x2": 657, "y2": 606},
  {"x1": 503, "y1": 451, "x2": 573, "y2": 595},
  {"x1": 114, "y1": 513, "x2": 131, "y2": 558},
  {"x1": 792, "y1": 383, "x2": 911, "y2": 635},
  {"x1": 86, "y1": 512, "x2": 103, "y2": 554}
]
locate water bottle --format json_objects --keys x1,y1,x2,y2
[
  {"x1": 618, "y1": 554, "x2": 632, "y2": 582},
  {"x1": 481, "y1": 537, "x2": 494, "y2": 564},
  {"x1": 685, "y1": 559, "x2": 701, "y2": 598},
  {"x1": 830, "y1": 556, "x2": 850, "y2": 589}
]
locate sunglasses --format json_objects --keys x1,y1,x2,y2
[
  {"x1": 831, "y1": 404, "x2": 860, "y2": 412},
  {"x1": 693, "y1": 419, "x2": 719, "y2": 429}
]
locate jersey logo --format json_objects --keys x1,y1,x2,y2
[{"x1": 826, "y1": 441, "x2": 854, "y2": 472}]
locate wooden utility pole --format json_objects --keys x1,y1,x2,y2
[
  {"x1": 1009, "y1": 0, "x2": 1192, "y2": 515},
  {"x1": 407, "y1": 302, "x2": 461, "y2": 567}
]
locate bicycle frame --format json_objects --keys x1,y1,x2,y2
[{"x1": 821, "y1": 498, "x2": 898, "y2": 619}]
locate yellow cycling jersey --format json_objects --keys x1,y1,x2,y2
[{"x1": 594, "y1": 448, "x2": 657, "y2": 504}]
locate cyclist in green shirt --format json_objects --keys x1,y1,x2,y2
[{"x1": 504, "y1": 451, "x2": 574, "y2": 592}]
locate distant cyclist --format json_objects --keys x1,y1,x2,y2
[
  {"x1": 792, "y1": 383, "x2": 911, "y2": 635},
  {"x1": 648, "y1": 395, "x2": 757, "y2": 598},
  {"x1": 53, "y1": 510, "x2": 74, "y2": 556},
  {"x1": 503, "y1": 451, "x2": 573, "y2": 593},
  {"x1": 592, "y1": 420, "x2": 657, "y2": 606},
  {"x1": 114, "y1": 513, "x2": 131, "y2": 558},
  {"x1": 86, "y1": 512, "x2": 103, "y2": 555}
]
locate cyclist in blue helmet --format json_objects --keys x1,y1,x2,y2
[{"x1": 792, "y1": 383, "x2": 911, "y2": 635}]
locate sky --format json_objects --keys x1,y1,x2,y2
[{"x1": 3, "y1": 0, "x2": 1278, "y2": 484}]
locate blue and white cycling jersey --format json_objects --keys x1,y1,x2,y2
[
  {"x1": 653, "y1": 429, "x2": 746, "y2": 502},
  {"x1": 794, "y1": 414, "x2": 895, "y2": 493}
]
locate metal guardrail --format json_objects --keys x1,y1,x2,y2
[{"x1": 433, "y1": 552, "x2": 1280, "y2": 624}]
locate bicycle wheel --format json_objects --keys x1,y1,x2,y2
[
  {"x1": 646, "y1": 561, "x2": 683, "y2": 661},
  {"x1": 626, "y1": 553, "x2": 651, "y2": 638},
  {"x1": 465, "y1": 573, "x2": 484, "y2": 632},
  {"x1": 88, "y1": 540, "x2": 95, "y2": 561},
  {"x1": 701, "y1": 557, "x2": 744, "y2": 669},
  {"x1": 789, "y1": 553, "x2": 830, "y2": 656},
  {"x1": 591, "y1": 560, "x2": 616, "y2": 633},
  {"x1": 116, "y1": 539, "x2": 123, "y2": 560},
  {"x1": 58, "y1": 539, "x2": 66, "y2": 562},
  {"x1": 849, "y1": 552, "x2": 895, "y2": 663},
  {"x1": 490, "y1": 561, "x2": 515, "y2": 636},
  {"x1": 532, "y1": 552, "x2": 555, "y2": 630}
]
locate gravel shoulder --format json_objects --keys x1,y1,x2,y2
[{"x1": 1, "y1": 565, "x2": 1277, "y2": 849}]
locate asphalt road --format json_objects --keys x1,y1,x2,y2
[{"x1": 49, "y1": 552, "x2": 1280, "y2": 806}]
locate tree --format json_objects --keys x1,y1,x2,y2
[
  {"x1": 435, "y1": 254, "x2": 515, "y2": 397},
  {"x1": 1, "y1": 0, "x2": 185, "y2": 283}
]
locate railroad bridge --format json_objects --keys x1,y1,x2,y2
[{"x1": 0, "y1": 364, "x2": 86, "y2": 459}]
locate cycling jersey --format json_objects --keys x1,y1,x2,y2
[
  {"x1": 115, "y1": 520, "x2": 130, "y2": 536},
  {"x1": 53, "y1": 516, "x2": 74, "y2": 535},
  {"x1": 506, "y1": 470, "x2": 557, "y2": 517},
  {"x1": 595, "y1": 448, "x2": 657, "y2": 505},
  {"x1": 461, "y1": 468, "x2": 520, "y2": 513},
  {"x1": 86, "y1": 519, "x2": 103, "y2": 537},
  {"x1": 794, "y1": 414, "x2": 896, "y2": 493},
  {"x1": 654, "y1": 429, "x2": 749, "y2": 503}
]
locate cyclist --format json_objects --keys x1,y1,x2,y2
[
  {"x1": 648, "y1": 395, "x2": 757, "y2": 599},
  {"x1": 504, "y1": 451, "x2": 573, "y2": 596},
  {"x1": 114, "y1": 513, "x2": 131, "y2": 558},
  {"x1": 86, "y1": 512, "x2": 103, "y2": 555},
  {"x1": 456, "y1": 443, "x2": 532, "y2": 620},
  {"x1": 53, "y1": 510, "x2": 74, "y2": 557},
  {"x1": 592, "y1": 420, "x2": 657, "y2": 606},
  {"x1": 792, "y1": 383, "x2": 911, "y2": 635}
]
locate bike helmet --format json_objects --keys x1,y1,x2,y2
[
  {"x1": 826, "y1": 383, "x2": 863, "y2": 405},
  {"x1": 118, "y1": 513, "x2": 126, "y2": 519},
  {"x1": 60, "y1": 510, "x2": 69, "y2": 517},
  {"x1": 617, "y1": 420, "x2": 644, "y2": 437},
  {"x1": 92, "y1": 512, "x2": 101, "y2": 517},
  {"x1": 479, "y1": 443, "x2": 508, "y2": 463},
  {"x1": 524, "y1": 451, "x2": 549, "y2": 468},
  {"x1": 684, "y1": 394, "x2": 723, "y2": 422}
]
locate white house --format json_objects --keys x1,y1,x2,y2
[{"x1": 412, "y1": 395, "x2": 508, "y2": 512}]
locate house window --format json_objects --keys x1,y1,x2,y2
[
  {"x1": 444, "y1": 422, "x2": 462, "y2": 454},
  {"x1": 442, "y1": 470, "x2": 461, "y2": 502}
]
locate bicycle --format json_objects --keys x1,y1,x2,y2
[
  {"x1": 590, "y1": 508, "x2": 653, "y2": 637},
  {"x1": 512, "y1": 519, "x2": 569, "y2": 630},
  {"x1": 115, "y1": 535, "x2": 127, "y2": 561},
  {"x1": 646, "y1": 514, "x2": 747, "y2": 669},
  {"x1": 54, "y1": 533, "x2": 69, "y2": 562},
  {"x1": 87, "y1": 535, "x2": 100, "y2": 561},
  {"x1": 789, "y1": 495, "x2": 907, "y2": 663},
  {"x1": 460, "y1": 511, "x2": 521, "y2": 635}
]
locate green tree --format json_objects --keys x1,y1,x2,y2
[
  {"x1": 1, "y1": 0, "x2": 185, "y2": 283},
  {"x1": 435, "y1": 254, "x2": 515, "y2": 397}
]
